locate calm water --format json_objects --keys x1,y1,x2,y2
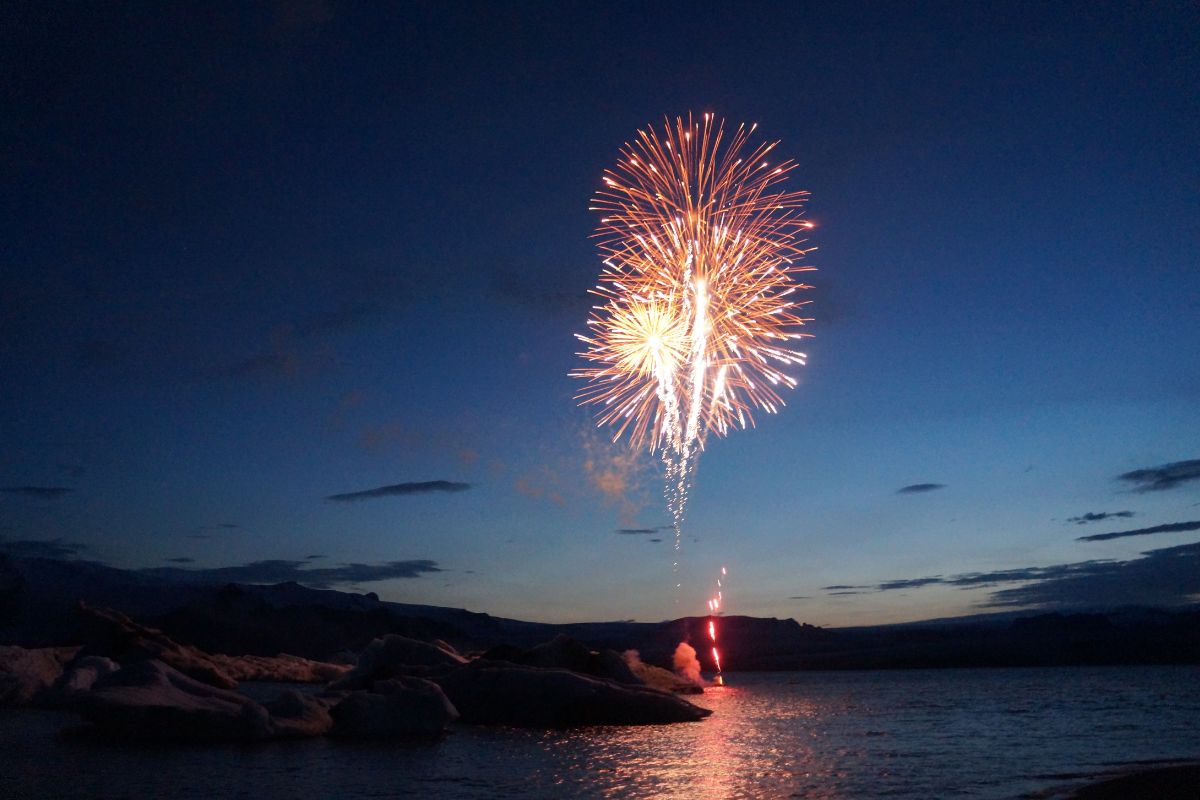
[{"x1": 3, "y1": 666, "x2": 1198, "y2": 799}]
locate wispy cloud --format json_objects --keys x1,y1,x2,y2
[
  {"x1": 1118, "y1": 459, "x2": 1200, "y2": 492},
  {"x1": 326, "y1": 480, "x2": 471, "y2": 502},
  {"x1": 190, "y1": 522, "x2": 240, "y2": 539},
  {"x1": 827, "y1": 541, "x2": 1200, "y2": 609},
  {"x1": 0, "y1": 537, "x2": 440, "y2": 590},
  {"x1": 291, "y1": 303, "x2": 380, "y2": 339},
  {"x1": 0, "y1": 486, "x2": 74, "y2": 499},
  {"x1": 897, "y1": 483, "x2": 945, "y2": 494},
  {"x1": 221, "y1": 303, "x2": 383, "y2": 381},
  {"x1": 877, "y1": 576, "x2": 944, "y2": 590},
  {"x1": 1076, "y1": 520, "x2": 1200, "y2": 543},
  {"x1": 1067, "y1": 511, "x2": 1134, "y2": 525},
  {"x1": 986, "y1": 541, "x2": 1200, "y2": 608},
  {"x1": 0, "y1": 537, "x2": 86, "y2": 559}
]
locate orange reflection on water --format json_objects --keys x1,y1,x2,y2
[{"x1": 589, "y1": 677, "x2": 843, "y2": 800}]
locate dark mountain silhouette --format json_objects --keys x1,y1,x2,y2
[{"x1": 1, "y1": 554, "x2": 1197, "y2": 669}]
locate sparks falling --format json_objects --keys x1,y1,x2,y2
[{"x1": 572, "y1": 114, "x2": 815, "y2": 542}]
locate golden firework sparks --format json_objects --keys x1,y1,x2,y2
[{"x1": 573, "y1": 113, "x2": 815, "y2": 532}]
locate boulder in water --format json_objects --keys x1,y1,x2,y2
[{"x1": 436, "y1": 661, "x2": 711, "y2": 727}]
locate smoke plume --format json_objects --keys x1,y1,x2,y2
[{"x1": 673, "y1": 641, "x2": 703, "y2": 686}]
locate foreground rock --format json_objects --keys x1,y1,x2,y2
[
  {"x1": 0, "y1": 645, "x2": 80, "y2": 707},
  {"x1": 437, "y1": 661, "x2": 711, "y2": 727},
  {"x1": 330, "y1": 634, "x2": 466, "y2": 690},
  {"x1": 76, "y1": 659, "x2": 275, "y2": 741},
  {"x1": 329, "y1": 677, "x2": 459, "y2": 737}
]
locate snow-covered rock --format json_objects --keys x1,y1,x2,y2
[
  {"x1": 0, "y1": 645, "x2": 79, "y2": 707},
  {"x1": 76, "y1": 659, "x2": 274, "y2": 741},
  {"x1": 76, "y1": 604, "x2": 238, "y2": 688},
  {"x1": 210, "y1": 653, "x2": 349, "y2": 683},
  {"x1": 263, "y1": 690, "x2": 334, "y2": 738},
  {"x1": 42, "y1": 655, "x2": 121, "y2": 706}
]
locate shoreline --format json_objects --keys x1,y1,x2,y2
[{"x1": 1063, "y1": 762, "x2": 1200, "y2": 799}]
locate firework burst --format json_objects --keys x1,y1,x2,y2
[{"x1": 573, "y1": 113, "x2": 815, "y2": 534}]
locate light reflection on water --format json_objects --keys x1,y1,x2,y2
[{"x1": 3, "y1": 666, "x2": 1198, "y2": 799}]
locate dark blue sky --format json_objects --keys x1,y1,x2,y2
[{"x1": 3, "y1": 1, "x2": 1198, "y2": 625}]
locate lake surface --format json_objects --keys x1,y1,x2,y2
[{"x1": 3, "y1": 666, "x2": 1198, "y2": 799}]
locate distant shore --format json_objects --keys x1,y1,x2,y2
[{"x1": 1067, "y1": 762, "x2": 1200, "y2": 799}]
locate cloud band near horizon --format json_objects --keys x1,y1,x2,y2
[
  {"x1": 1077, "y1": 520, "x2": 1200, "y2": 542},
  {"x1": 326, "y1": 480, "x2": 471, "y2": 502}
]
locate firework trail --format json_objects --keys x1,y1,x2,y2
[
  {"x1": 707, "y1": 566, "x2": 727, "y2": 684},
  {"x1": 573, "y1": 113, "x2": 815, "y2": 556}
]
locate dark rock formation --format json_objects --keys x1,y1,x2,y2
[
  {"x1": 516, "y1": 634, "x2": 640, "y2": 684},
  {"x1": 436, "y1": 660, "x2": 711, "y2": 727},
  {"x1": 329, "y1": 677, "x2": 458, "y2": 737},
  {"x1": 330, "y1": 634, "x2": 466, "y2": 690}
]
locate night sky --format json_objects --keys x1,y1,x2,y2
[{"x1": 3, "y1": 2, "x2": 1198, "y2": 626}]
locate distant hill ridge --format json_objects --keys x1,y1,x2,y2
[{"x1": 2, "y1": 555, "x2": 1197, "y2": 670}]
